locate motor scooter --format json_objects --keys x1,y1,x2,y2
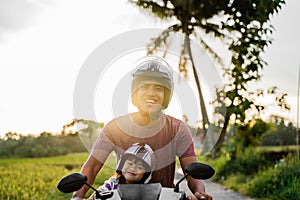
[{"x1": 57, "y1": 162, "x2": 215, "y2": 200}]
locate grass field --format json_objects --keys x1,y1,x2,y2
[{"x1": 0, "y1": 153, "x2": 117, "y2": 200}]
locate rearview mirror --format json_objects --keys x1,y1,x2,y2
[
  {"x1": 185, "y1": 162, "x2": 215, "y2": 180},
  {"x1": 57, "y1": 172, "x2": 87, "y2": 193},
  {"x1": 174, "y1": 162, "x2": 215, "y2": 192},
  {"x1": 57, "y1": 172, "x2": 113, "y2": 199}
]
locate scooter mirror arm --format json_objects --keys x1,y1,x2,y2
[
  {"x1": 174, "y1": 174, "x2": 188, "y2": 193},
  {"x1": 84, "y1": 182, "x2": 101, "y2": 199}
]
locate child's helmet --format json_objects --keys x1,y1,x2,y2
[
  {"x1": 116, "y1": 143, "x2": 156, "y2": 183},
  {"x1": 131, "y1": 56, "x2": 174, "y2": 109}
]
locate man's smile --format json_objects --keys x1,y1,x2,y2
[{"x1": 144, "y1": 99, "x2": 156, "y2": 104}]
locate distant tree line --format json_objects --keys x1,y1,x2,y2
[
  {"x1": 260, "y1": 115, "x2": 298, "y2": 146},
  {"x1": 0, "y1": 132, "x2": 86, "y2": 158},
  {"x1": 0, "y1": 116, "x2": 298, "y2": 158},
  {"x1": 0, "y1": 119, "x2": 104, "y2": 158}
]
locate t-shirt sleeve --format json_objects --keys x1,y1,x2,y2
[
  {"x1": 175, "y1": 121, "x2": 196, "y2": 158},
  {"x1": 91, "y1": 122, "x2": 115, "y2": 163}
]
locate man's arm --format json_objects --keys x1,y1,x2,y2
[
  {"x1": 179, "y1": 156, "x2": 206, "y2": 192},
  {"x1": 180, "y1": 156, "x2": 212, "y2": 200},
  {"x1": 72, "y1": 155, "x2": 104, "y2": 199}
]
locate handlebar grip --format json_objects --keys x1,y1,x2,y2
[{"x1": 94, "y1": 191, "x2": 113, "y2": 200}]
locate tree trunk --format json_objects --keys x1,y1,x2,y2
[
  {"x1": 212, "y1": 113, "x2": 230, "y2": 155},
  {"x1": 185, "y1": 35, "x2": 210, "y2": 133}
]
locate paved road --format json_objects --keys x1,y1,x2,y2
[
  {"x1": 175, "y1": 175, "x2": 253, "y2": 200},
  {"x1": 203, "y1": 180, "x2": 253, "y2": 200}
]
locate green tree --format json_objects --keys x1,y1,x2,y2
[
  {"x1": 226, "y1": 119, "x2": 271, "y2": 158},
  {"x1": 131, "y1": 0, "x2": 286, "y2": 154},
  {"x1": 261, "y1": 115, "x2": 297, "y2": 146},
  {"x1": 62, "y1": 119, "x2": 104, "y2": 150}
]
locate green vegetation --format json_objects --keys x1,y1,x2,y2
[
  {"x1": 0, "y1": 132, "x2": 86, "y2": 158},
  {"x1": 204, "y1": 148, "x2": 300, "y2": 200},
  {"x1": 0, "y1": 153, "x2": 116, "y2": 200}
]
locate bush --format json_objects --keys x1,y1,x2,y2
[
  {"x1": 212, "y1": 148, "x2": 271, "y2": 181},
  {"x1": 204, "y1": 147, "x2": 299, "y2": 199},
  {"x1": 247, "y1": 156, "x2": 300, "y2": 200}
]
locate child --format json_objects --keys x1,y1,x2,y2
[{"x1": 88, "y1": 143, "x2": 155, "y2": 199}]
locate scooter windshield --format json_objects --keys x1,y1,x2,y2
[{"x1": 117, "y1": 183, "x2": 162, "y2": 200}]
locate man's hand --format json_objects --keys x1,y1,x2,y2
[{"x1": 187, "y1": 192, "x2": 213, "y2": 200}]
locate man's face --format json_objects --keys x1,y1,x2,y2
[{"x1": 134, "y1": 80, "x2": 165, "y2": 115}]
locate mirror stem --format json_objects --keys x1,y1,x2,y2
[
  {"x1": 174, "y1": 174, "x2": 188, "y2": 192},
  {"x1": 84, "y1": 182, "x2": 101, "y2": 198}
]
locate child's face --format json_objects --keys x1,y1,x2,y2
[{"x1": 122, "y1": 156, "x2": 146, "y2": 183}]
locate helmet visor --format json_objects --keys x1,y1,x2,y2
[{"x1": 132, "y1": 58, "x2": 173, "y2": 80}]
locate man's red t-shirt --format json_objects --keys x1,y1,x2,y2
[{"x1": 91, "y1": 113, "x2": 196, "y2": 188}]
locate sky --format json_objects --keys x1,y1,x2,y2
[{"x1": 0, "y1": 0, "x2": 299, "y2": 136}]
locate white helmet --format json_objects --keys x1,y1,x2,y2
[{"x1": 116, "y1": 143, "x2": 156, "y2": 183}]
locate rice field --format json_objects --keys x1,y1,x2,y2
[{"x1": 0, "y1": 153, "x2": 116, "y2": 200}]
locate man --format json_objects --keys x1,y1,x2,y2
[{"x1": 72, "y1": 56, "x2": 212, "y2": 200}]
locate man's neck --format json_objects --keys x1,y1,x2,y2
[{"x1": 134, "y1": 111, "x2": 163, "y2": 126}]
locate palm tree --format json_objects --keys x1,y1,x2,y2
[{"x1": 131, "y1": 0, "x2": 286, "y2": 154}]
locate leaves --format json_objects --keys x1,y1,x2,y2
[{"x1": 132, "y1": 0, "x2": 285, "y2": 85}]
